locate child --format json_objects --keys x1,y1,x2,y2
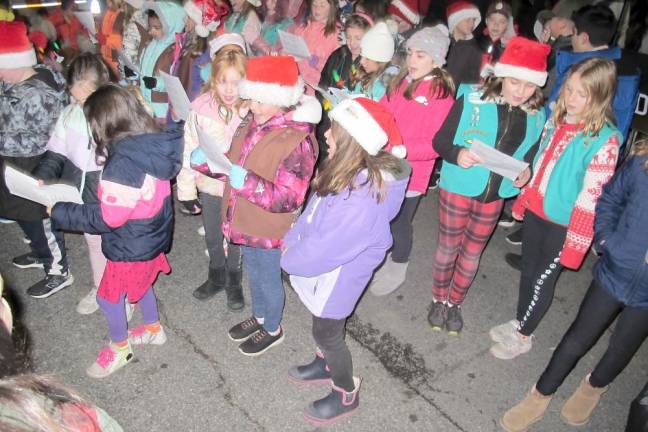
[
  {"x1": 51, "y1": 84, "x2": 182, "y2": 378},
  {"x1": 178, "y1": 47, "x2": 247, "y2": 309},
  {"x1": 289, "y1": 0, "x2": 340, "y2": 87},
  {"x1": 370, "y1": 25, "x2": 455, "y2": 296},
  {"x1": 47, "y1": 0, "x2": 91, "y2": 54},
  {"x1": 195, "y1": 56, "x2": 320, "y2": 356},
  {"x1": 353, "y1": 21, "x2": 394, "y2": 100},
  {"x1": 139, "y1": 1, "x2": 187, "y2": 122},
  {"x1": 490, "y1": 57, "x2": 621, "y2": 360},
  {"x1": 223, "y1": 0, "x2": 262, "y2": 48},
  {"x1": 445, "y1": 0, "x2": 482, "y2": 87},
  {"x1": 120, "y1": 0, "x2": 149, "y2": 78},
  {"x1": 281, "y1": 97, "x2": 410, "y2": 425},
  {"x1": 98, "y1": 0, "x2": 125, "y2": 76},
  {"x1": 500, "y1": 139, "x2": 648, "y2": 432},
  {"x1": 0, "y1": 21, "x2": 70, "y2": 299},
  {"x1": 476, "y1": 1, "x2": 514, "y2": 76},
  {"x1": 32, "y1": 53, "x2": 113, "y2": 315},
  {"x1": 429, "y1": 37, "x2": 549, "y2": 334},
  {"x1": 253, "y1": 0, "x2": 294, "y2": 55}
]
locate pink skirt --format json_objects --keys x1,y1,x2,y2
[{"x1": 98, "y1": 253, "x2": 171, "y2": 303}]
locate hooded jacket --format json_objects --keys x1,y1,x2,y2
[
  {"x1": 281, "y1": 159, "x2": 410, "y2": 319},
  {"x1": 51, "y1": 130, "x2": 183, "y2": 262}
]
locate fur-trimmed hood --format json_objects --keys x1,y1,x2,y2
[{"x1": 287, "y1": 94, "x2": 322, "y2": 125}]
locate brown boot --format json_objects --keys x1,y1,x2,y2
[
  {"x1": 560, "y1": 375, "x2": 608, "y2": 426},
  {"x1": 500, "y1": 386, "x2": 552, "y2": 432}
]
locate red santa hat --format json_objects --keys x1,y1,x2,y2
[
  {"x1": 329, "y1": 96, "x2": 405, "y2": 157},
  {"x1": 388, "y1": 0, "x2": 431, "y2": 27},
  {"x1": 238, "y1": 56, "x2": 304, "y2": 107},
  {"x1": 184, "y1": 0, "x2": 229, "y2": 38},
  {"x1": 493, "y1": 36, "x2": 550, "y2": 87},
  {"x1": 0, "y1": 21, "x2": 37, "y2": 69},
  {"x1": 446, "y1": 1, "x2": 481, "y2": 33}
]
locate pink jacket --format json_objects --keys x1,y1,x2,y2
[
  {"x1": 289, "y1": 21, "x2": 340, "y2": 88},
  {"x1": 380, "y1": 78, "x2": 454, "y2": 193}
]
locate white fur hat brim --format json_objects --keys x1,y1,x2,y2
[
  {"x1": 238, "y1": 76, "x2": 305, "y2": 107},
  {"x1": 493, "y1": 62, "x2": 547, "y2": 87},
  {"x1": 448, "y1": 8, "x2": 481, "y2": 33},
  {"x1": 0, "y1": 49, "x2": 36, "y2": 69},
  {"x1": 329, "y1": 98, "x2": 387, "y2": 156}
]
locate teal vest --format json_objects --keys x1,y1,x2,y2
[
  {"x1": 534, "y1": 121, "x2": 620, "y2": 225},
  {"x1": 226, "y1": 13, "x2": 246, "y2": 33},
  {"x1": 440, "y1": 84, "x2": 546, "y2": 199}
]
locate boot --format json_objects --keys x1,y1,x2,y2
[
  {"x1": 560, "y1": 375, "x2": 608, "y2": 426},
  {"x1": 500, "y1": 386, "x2": 552, "y2": 432},
  {"x1": 225, "y1": 269, "x2": 244, "y2": 311},
  {"x1": 304, "y1": 377, "x2": 361, "y2": 426},
  {"x1": 192, "y1": 267, "x2": 226, "y2": 301},
  {"x1": 288, "y1": 351, "x2": 331, "y2": 384}
]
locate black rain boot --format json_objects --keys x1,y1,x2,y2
[
  {"x1": 304, "y1": 377, "x2": 361, "y2": 426},
  {"x1": 288, "y1": 351, "x2": 331, "y2": 384},
  {"x1": 225, "y1": 269, "x2": 244, "y2": 311},
  {"x1": 193, "y1": 266, "x2": 226, "y2": 300}
]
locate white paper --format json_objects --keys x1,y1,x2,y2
[
  {"x1": 117, "y1": 49, "x2": 140, "y2": 76},
  {"x1": 196, "y1": 125, "x2": 232, "y2": 175},
  {"x1": 278, "y1": 30, "x2": 311, "y2": 59},
  {"x1": 328, "y1": 87, "x2": 351, "y2": 103},
  {"x1": 74, "y1": 12, "x2": 97, "y2": 36},
  {"x1": 470, "y1": 139, "x2": 529, "y2": 181},
  {"x1": 307, "y1": 83, "x2": 349, "y2": 107},
  {"x1": 4, "y1": 165, "x2": 83, "y2": 207},
  {"x1": 159, "y1": 71, "x2": 191, "y2": 121}
]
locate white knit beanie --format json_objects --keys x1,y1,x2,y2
[
  {"x1": 406, "y1": 24, "x2": 450, "y2": 66},
  {"x1": 360, "y1": 22, "x2": 395, "y2": 63}
]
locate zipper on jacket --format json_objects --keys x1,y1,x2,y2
[{"x1": 483, "y1": 104, "x2": 513, "y2": 199}]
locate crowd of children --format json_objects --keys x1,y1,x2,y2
[{"x1": 0, "y1": 0, "x2": 646, "y2": 429}]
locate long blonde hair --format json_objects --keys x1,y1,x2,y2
[
  {"x1": 204, "y1": 47, "x2": 247, "y2": 124},
  {"x1": 552, "y1": 57, "x2": 617, "y2": 137}
]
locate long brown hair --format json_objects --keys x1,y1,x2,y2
[
  {"x1": 231, "y1": 1, "x2": 260, "y2": 29},
  {"x1": 83, "y1": 84, "x2": 161, "y2": 164},
  {"x1": 302, "y1": 0, "x2": 339, "y2": 37},
  {"x1": 203, "y1": 47, "x2": 247, "y2": 123},
  {"x1": 387, "y1": 66, "x2": 455, "y2": 101},
  {"x1": 356, "y1": 61, "x2": 389, "y2": 94},
  {"x1": 480, "y1": 75, "x2": 544, "y2": 112},
  {"x1": 312, "y1": 121, "x2": 404, "y2": 202},
  {"x1": 261, "y1": 0, "x2": 289, "y2": 23}
]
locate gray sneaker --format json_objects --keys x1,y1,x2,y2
[
  {"x1": 445, "y1": 305, "x2": 463, "y2": 335},
  {"x1": 27, "y1": 272, "x2": 74, "y2": 299},
  {"x1": 489, "y1": 320, "x2": 519, "y2": 344},
  {"x1": 427, "y1": 301, "x2": 447, "y2": 331},
  {"x1": 12, "y1": 253, "x2": 44, "y2": 269}
]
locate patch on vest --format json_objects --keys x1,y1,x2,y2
[{"x1": 255, "y1": 182, "x2": 265, "y2": 194}]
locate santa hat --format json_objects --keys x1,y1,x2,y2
[
  {"x1": 329, "y1": 97, "x2": 404, "y2": 157},
  {"x1": 493, "y1": 36, "x2": 550, "y2": 87},
  {"x1": 209, "y1": 33, "x2": 247, "y2": 57},
  {"x1": 238, "y1": 56, "x2": 304, "y2": 107},
  {"x1": 388, "y1": 0, "x2": 431, "y2": 27},
  {"x1": 184, "y1": 0, "x2": 229, "y2": 38},
  {"x1": 360, "y1": 22, "x2": 395, "y2": 63},
  {"x1": 446, "y1": 1, "x2": 481, "y2": 33},
  {"x1": 0, "y1": 21, "x2": 37, "y2": 69}
]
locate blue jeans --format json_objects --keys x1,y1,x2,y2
[{"x1": 242, "y1": 246, "x2": 284, "y2": 333}]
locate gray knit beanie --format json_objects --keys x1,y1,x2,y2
[{"x1": 405, "y1": 24, "x2": 451, "y2": 66}]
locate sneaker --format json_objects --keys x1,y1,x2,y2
[
  {"x1": 427, "y1": 301, "x2": 447, "y2": 331},
  {"x1": 505, "y1": 253, "x2": 522, "y2": 271},
  {"x1": 12, "y1": 253, "x2": 44, "y2": 269},
  {"x1": 27, "y1": 272, "x2": 74, "y2": 299},
  {"x1": 77, "y1": 288, "x2": 99, "y2": 315},
  {"x1": 505, "y1": 228, "x2": 523, "y2": 246},
  {"x1": 228, "y1": 317, "x2": 262, "y2": 342},
  {"x1": 128, "y1": 325, "x2": 167, "y2": 345},
  {"x1": 445, "y1": 304, "x2": 463, "y2": 335},
  {"x1": 490, "y1": 332, "x2": 533, "y2": 360},
  {"x1": 197, "y1": 225, "x2": 206, "y2": 236},
  {"x1": 489, "y1": 319, "x2": 519, "y2": 344},
  {"x1": 125, "y1": 302, "x2": 134, "y2": 322},
  {"x1": 369, "y1": 256, "x2": 408, "y2": 296},
  {"x1": 22, "y1": 236, "x2": 31, "y2": 244},
  {"x1": 498, "y1": 212, "x2": 517, "y2": 228},
  {"x1": 239, "y1": 327, "x2": 284, "y2": 356},
  {"x1": 86, "y1": 343, "x2": 134, "y2": 379},
  {"x1": 0, "y1": 217, "x2": 15, "y2": 224}
]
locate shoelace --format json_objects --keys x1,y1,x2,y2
[
  {"x1": 241, "y1": 318, "x2": 257, "y2": 330},
  {"x1": 96, "y1": 346, "x2": 116, "y2": 368},
  {"x1": 251, "y1": 330, "x2": 268, "y2": 343}
]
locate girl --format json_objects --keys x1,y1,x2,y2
[
  {"x1": 253, "y1": 0, "x2": 294, "y2": 55},
  {"x1": 289, "y1": 0, "x2": 340, "y2": 87},
  {"x1": 223, "y1": 0, "x2": 262, "y2": 48},
  {"x1": 490, "y1": 57, "x2": 621, "y2": 359},
  {"x1": 428, "y1": 36, "x2": 549, "y2": 334},
  {"x1": 51, "y1": 84, "x2": 182, "y2": 378},
  {"x1": 370, "y1": 25, "x2": 455, "y2": 296},
  {"x1": 178, "y1": 47, "x2": 247, "y2": 309},
  {"x1": 353, "y1": 21, "x2": 394, "y2": 101},
  {"x1": 33, "y1": 53, "x2": 114, "y2": 315},
  {"x1": 500, "y1": 138, "x2": 647, "y2": 432},
  {"x1": 120, "y1": 0, "x2": 148, "y2": 79},
  {"x1": 98, "y1": 0, "x2": 125, "y2": 76},
  {"x1": 193, "y1": 56, "x2": 320, "y2": 356},
  {"x1": 281, "y1": 97, "x2": 409, "y2": 425}
]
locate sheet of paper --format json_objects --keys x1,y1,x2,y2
[
  {"x1": 159, "y1": 71, "x2": 191, "y2": 121},
  {"x1": 328, "y1": 87, "x2": 351, "y2": 103},
  {"x1": 278, "y1": 30, "x2": 311, "y2": 59},
  {"x1": 116, "y1": 49, "x2": 140, "y2": 76},
  {"x1": 196, "y1": 125, "x2": 232, "y2": 174},
  {"x1": 470, "y1": 139, "x2": 529, "y2": 181},
  {"x1": 74, "y1": 12, "x2": 97, "y2": 36},
  {"x1": 4, "y1": 165, "x2": 83, "y2": 207},
  {"x1": 306, "y1": 83, "x2": 349, "y2": 107}
]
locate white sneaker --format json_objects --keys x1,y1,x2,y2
[
  {"x1": 489, "y1": 319, "x2": 519, "y2": 344},
  {"x1": 369, "y1": 256, "x2": 408, "y2": 296},
  {"x1": 204, "y1": 248, "x2": 209, "y2": 257},
  {"x1": 77, "y1": 288, "x2": 99, "y2": 315},
  {"x1": 490, "y1": 332, "x2": 533, "y2": 360},
  {"x1": 86, "y1": 343, "x2": 133, "y2": 379},
  {"x1": 197, "y1": 225, "x2": 206, "y2": 236},
  {"x1": 128, "y1": 325, "x2": 167, "y2": 345}
]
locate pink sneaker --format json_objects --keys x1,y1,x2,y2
[
  {"x1": 86, "y1": 343, "x2": 133, "y2": 379},
  {"x1": 128, "y1": 325, "x2": 167, "y2": 346}
]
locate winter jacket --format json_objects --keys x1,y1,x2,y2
[
  {"x1": 99, "y1": 9, "x2": 124, "y2": 75},
  {"x1": 446, "y1": 38, "x2": 482, "y2": 87},
  {"x1": 121, "y1": 10, "x2": 149, "y2": 75},
  {"x1": 476, "y1": 33, "x2": 504, "y2": 75},
  {"x1": 593, "y1": 155, "x2": 648, "y2": 309},
  {"x1": 547, "y1": 47, "x2": 641, "y2": 142},
  {"x1": 51, "y1": 130, "x2": 183, "y2": 262},
  {"x1": 178, "y1": 93, "x2": 246, "y2": 200},
  {"x1": 0, "y1": 65, "x2": 68, "y2": 158},
  {"x1": 281, "y1": 159, "x2": 410, "y2": 319},
  {"x1": 381, "y1": 77, "x2": 455, "y2": 193},
  {"x1": 47, "y1": 9, "x2": 88, "y2": 51},
  {"x1": 289, "y1": 20, "x2": 340, "y2": 87},
  {"x1": 32, "y1": 104, "x2": 102, "y2": 204},
  {"x1": 253, "y1": 18, "x2": 294, "y2": 55}
]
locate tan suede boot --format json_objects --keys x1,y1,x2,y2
[
  {"x1": 500, "y1": 386, "x2": 552, "y2": 432},
  {"x1": 560, "y1": 375, "x2": 608, "y2": 426}
]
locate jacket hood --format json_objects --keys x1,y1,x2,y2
[
  {"x1": 288, "y1": 95, "x2": 322, "y2": 124},
  {"x1": 113, "y1": 129, "x2": 183, "y2": 180},
  {"x1": 144, "y1": 1, "x2": 186, "y2": 46},
  {"x1": 356, "y1": 158, "x2": 410, "y2": 220}
]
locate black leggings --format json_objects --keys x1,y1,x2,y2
[
  {"x1": 517, "y1": 212, "x2": 567, "y2": 336},
  {"x1": 390, "y1": 196, "x2": 421, "y2": 263},
  {"x1": 536, "y1": 279, "x2": 648, "y2": 396},
  {"x1": 312, "y1": 315, "x2": 354, "y2": 392}
]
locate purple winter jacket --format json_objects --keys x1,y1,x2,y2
[{"x1": 281, "y1": 159, "x2": 410, "y2": 319}]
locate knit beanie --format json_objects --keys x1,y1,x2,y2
[
  {"x1": 0, "y1": 21, "x2": 37, "y2": 69},
  {"x1": 406, "y1": 24, "x2": 450, "y2": 66},
  {"x1": 360, "y1": 22, "x2": 395, "y2": 63}
]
